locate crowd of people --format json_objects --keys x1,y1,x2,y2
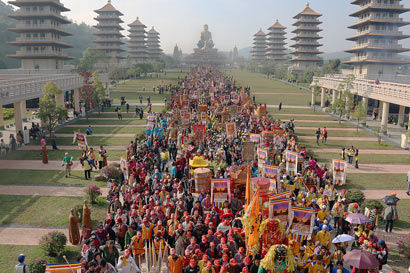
[{"x1": 16, "y1": 67, "x2": 401, "y2": 273}]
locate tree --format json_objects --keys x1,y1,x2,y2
[
  {"x1": 352, "y1": 101, "x2": 368, "y2": 132},
  {"x1": 321, "y1": 59, "x2": 341, "y2": 75},
  {"x1": 330, "y1": 75, "x2": 355, "y2": 123},
  {"x1": 38, "y1": 82, "x2": 67, "y2": 135},
  {"x1": 79, "y1": 71, "x2": 94, "y2": 119},
  {"x1": 91, "y1": 72, "x2": 106, "y2": 114},
  {"x1": 76, "y1": 48, "x2": 105, "y2": 72}
]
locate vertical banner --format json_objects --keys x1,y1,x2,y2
[
  {"x1": 285, "y1": 150, "x2": 298, "y2": 177},
  {"x1": 257, "y1": 148, "x2": 268, "y2": 174},
  {"x1": 249, "y1": 133, "x2": 261, "y2": 143},
  {"x1": 242, "y1": 142, "x2": 255, "y2": 162},
  {"x1": 225, "y1": 122, "x2": 236, "y2": 139},
  {"x1": 120, "y1": 157, "x2": 129, "y2": 181},
  {"x1": 233, "y1": 94, "x2": 240, "y2": 104},
  {"x1": 147, "y1": 115, "x2": 156, "y2": 129},
  {"x1": 224, "y1": 95, "x2": 230, "y2": 104},
  {"x1": 332, "y1": 159, "x2": 347, "y2": 185},
  {"x1": 288, "y1": 207, "x2": 316, "y2": 241},
  {"x1": 73, "y1": 131, "x2": 87, "y2": 149},
  {"x1": 211, "y1": 179, "x2": 231, "y2": 209},
  {"x1": 183, "y1": 111, "x2": 191, "y2": 124},
  {"x1": 46, "y1": 263, "x2": 81, "y2": 273},
  {"x1": 200, "y1": 112, "x2": 207, "y2": 124},
  {"x1": 269, "y1": 197, "x2": 292, "y2": 227},
  {"x1": 263, "y1": 164, "x2": 280, "y2": 193},
  {"x1": 192, "y1": 124, "x2": 206, "y2": 142}
]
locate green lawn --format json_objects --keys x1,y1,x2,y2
[
  {"x1": 0, "y1": 245, "x2": 81, "y2": 273},
  {"x1": 341, "y1": 174, "x2": 407, "y2": 190},
  {"x1": 298, "y1": 138, "x2": 397, "y2": 150},
  {"x1": 315, "y1": 152, "x2": 410, "y2": 165},
  {"x1": 57, "y1": 126, "x2": 144, "y2": 134},
  {"x1": 267, "y1": 108, "x2": 326, "y2": 115},
  {"x1": 71, "y1": 119, "x2": 145, "y2": 125},
  {"x1": 297, "y1": 129, "x2": 371, "y2": 137},
  {"x1": 110, "y1": 91, "x2": 169, "y2": 104},
  {"x1": 255, "y1": 93, "x2": 310, "y2": 107},
  {"x1": 0, "y1": 170, "x2": 107, "y2": 187},
  {"x1": 2, "y1": 149, "x2": 126, "y2": 161},
  {"x1": 388, "y1": 247, "x2": 409, "y2": 273},
  {"x1": 273, "y1": 115, "x2": 337, "y2": 121},
  {"x1": 0, "y1": 195, "x2": 107, "y2": 227}
]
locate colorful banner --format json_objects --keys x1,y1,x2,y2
[
  {"x1": 269, "y1": 197, "x2": 291, "y2": 226},
  {"x1": 147, "y1": 115, "x2": 156, "y2": 129},
  {"x1": 268, "y1": 178, "x2": 278, "y2": 194},
  {"x1": 262, "y1": 164, "x2": 280, "y2": 181},
  {"x1": 73, "y1": 131, "x2": 87, "y2": 149},
  {"x1": 198, "y1": 104, "x2": 208, "y2": 112},
  {"x1": 226, "y1": 122, "x2": 236, "y2": 139},
  {"x1": 224, "y1": 95, "x2": 230, "y2": 104},
  {"x1": 200, "y1": 112, "x2": 207, "y2": 123},
  {"x1": 257, "y1": 148, "x2": 268, "y2": 161},
  {"x1": 233, "y1": 94, "x2": 240, "y2": 104},
  {"x1": 249, "y1": 133, "x2": 261, "y2": 143},
  {"x1": 211, "y1": 179, "x2": 231, "y2": 209},
  {"x1": 288, "y1": 206, "x2": 316, "y2": 241},
  {"x1": 332, "y1": 159, "x2": 347, "y2": 185},
  {"x1": 242, "y1": 142, "x2": 255, "y2": 162},
  {"x1": 267, "y1": 191, "x2": 292, "y2": 201},
  {"x1": 285, "y1": 150, "x2": 298, "y2": 177},
  {"x1": 192, "y1": 124, "x2": 206, "y2": 142},
  {"x1": 46, "y1": 263, "x2": 81, "y2": 273}
]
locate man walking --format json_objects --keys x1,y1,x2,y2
[
  {"x1": 278, "y1": 102, "x2": 282, "y2": 111},
  {"x1": 63, "y1": 152, "x2": 73, "y2": 178},
  {"x1": 117, "y1": 108, "x2": 123, "y2": 120},
  {"x1": 321, "y1": 127, "x2": 327, "y2": 144},
  {"x1": 50, "y1": 131, "x2": 58, "y2": 150},
  {"x1": 315, "y1": 128, "x2": 321, "y2": 145}
]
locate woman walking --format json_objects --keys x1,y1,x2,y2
[{"x1": 354, "y1": 148, "x2": 359, "y2": 169}]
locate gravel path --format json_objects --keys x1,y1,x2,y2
[
  {"x1": 20, "y1": 145, "x2": 127, "y2": 151},
  {"x1": 0, "y1": 160, "x2": 118, "y2": 171},
  {"x1": 0, "y1": 185, "x2": 109, "y2": 197},
  {"x1": 312, "y1": 148, "x2": 407, "y2": 154}
]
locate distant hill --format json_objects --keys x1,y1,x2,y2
[
  {"x1": 238, "y1": 47, "x2": 251, "y2": 59},
  {"x1": 322, "y1": 51, "x2": 351, "y2": 61}
]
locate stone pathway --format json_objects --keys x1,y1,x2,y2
[
  {"x1": 298, "y1": 136, "x2": 378, "y2": 141},
  {"x1": 66, "y1": 124, "x2": 145, "y2": 128},
  {"x1": 0, "y1": 226, "x2": 71, "y2": 246},
  {"x1": 298, "y1": 127, "x2": 357, "y2": 131},
  {"x1": 0, "y1": 160, "x2": 118, "y2": 171},
  {"x1": 362, "y1": 190, "x2": 408, "y2": 200},
  {"x1": 312, "y1": 148, "x2": 407, "y2": 154},
  {"x1": 0, "y1": 185, "x2": 109, "y2": 197},
  {"x1": 20, "y1": 145, "x2": 127, "y2": 151},
  {"x1": 55, "y1": 133, "x2": 135, "y2": 137},
  {"x1": 266, "y1": 105, "x2": 310, "y2": 109},
  {"x1": 347, "y1": 164, "x2": 409, "y2": 174}
]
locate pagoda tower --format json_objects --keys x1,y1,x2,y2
[
  {"x1": 7, "y1": 0, "x2": 73, "y2": 70},
  {"x1": 127, "y1": 17, "x2": 147, "y2": 63},
  {"x1": 146, "y1": 27, "x2": 163, "y2": 62},
  {"x1": 173, "y1": 44, "x2": 182, "y2": 61},
  {"x1": 251, "y1": 28, "x2": 267, "y2": 61},
  {"x1": 344, "y1": 0, "x2": 410, "y2": 79},
  {"x1": 232, "y1": 45, "x2": 239, "y2": 61},
  {"x1": 266, "y1": 19, "x2": 287, "y2": 64},
  {"x1": 93, "y1": 0, "x2": 125, "y2": 64},
  {"x1": 290, "y1": 3, "x2": 323, "y2": 71}
]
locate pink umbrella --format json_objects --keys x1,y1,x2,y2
[
  {"x1": 343, "y1": 249, "x2": 379, "y2": 269},
  {"x1": 346, "y1": 213, "x2": 369, "y2": 225},
  {"x1": 251, "y1": 177, "x2": 270, "y2": 186}
]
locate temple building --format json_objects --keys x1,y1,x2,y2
[
  {"x1": 344, "y1": 0, "x2": 410, "y2": 80},
  {"x1": 93, "y1": 0, "x2": 125, "y2": 64},
  {"x1": 266, "y1": 19, "x2": 288, "y2": 64},
  {"x1": 127, "y1": 17, "x2": 147, "y2": 63},
  {"x1": 251, "y1": 28, "x2": 267, "y2": 61},
  {"x1": 290, "y1": 3, "x2": 323, "y2": 72},
  {"x1": 146, "y1": 27, "x2": 163, "y2": 62},
  {"x1": 7, "y1": 0, "x2": 73, "y2": 70}
]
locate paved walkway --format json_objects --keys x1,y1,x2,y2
[
  {"x1": 0, "y1": 185, "x2": 109, "y2": 197},
  {"x1": 298, "y1": 127, "x2": 357, "y2": 131},
  {"x1": 362, "y1": 190, "x2": 408, "y2": 200},
  {"x1": 347, "y1": 164, "x2": 409, "y2": 174},
  {"x1": 0, "y1": 160, "x2": 118, "y2": 171},
  {"x1": 55, "y1": 133, "x2": 135, "y2": 137},
  {"x1": 0, "y1": 227, "x2": 71, "y2": 246},
  {"x1": 298, "y1": 136, "x2": 378, "y2": 141},
  {"x1": 66, "y1": 124, "x2": 145, "y2": 128},
  {"x1": 20, "y1": 145, "x2": 127, "y2": 151},
  {"x1": 266, "y1": 105, "x2": 310, "y2": 109},
  {"x1": 312, "y1": 148, "x2": 407, "y2": 154}
]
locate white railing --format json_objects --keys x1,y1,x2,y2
[
  {"x1": 14, "y1": 24, "x2": 66, "y2": 32},
  {"x1": 313, "y1": 75, "x2": 410, "y2": 106},
  {"x1": 13, "y1": 10, "x2": 71, "y2": 22},
  {"x1": 0, "y1": 75, "x2": 82, "y2": 105}
]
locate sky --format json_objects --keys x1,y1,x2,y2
[{"x1": 3, "y1": 0, "x2": 410, "y2": 55}]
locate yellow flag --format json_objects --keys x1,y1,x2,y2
[
  {"x1": 248, "y1": 186, "x2": 260, "y2": 247},
  {"x1": 245, "y1": 165, "x2": 252, "y2": 211}
]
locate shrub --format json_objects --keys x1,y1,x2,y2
[
  {"x1": 85, "y1": 184, "x2": 102, "y2": 204},
  {"x1": 29, "y1": 258, "x2": 47, "y2": 273},
  {"x1": 39, "y1": 231, "x2": 67, "y2": 257},
  {"x1": 2, "y1": 107, "x2": 14, "y2": 120},
  {"x1": 361, "y1": 200, "x2": 384, "y2": 214},
  {"x1": 101, "y1": 165, "x2": 120, "y2": 180},
  {"x1": 397, "y1": 233, "x2": 410, "y2": 259},
  {"x1": 346, "y1": 189, "x2": 365, "y2": 205}
]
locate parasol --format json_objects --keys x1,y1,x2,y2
[
  {"x1": 332, "y1": 234, "x2": 354, "y2": 244},
  {"x1": 382, "y1": 195, "x2": 400, "y2": 206},
  {"x1": 345, "y1": 213, "x2": 369, "y2": 225},
  {"x1": 343, "y1": 249, "x2": 379, "y2": 269}
]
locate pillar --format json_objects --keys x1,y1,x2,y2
[
  {"x1": 398, "y1": 105, "x2": 405, "y2": 127},
  {"x1": 13, "y1": 101, "x2": 24, "y2": 134},
  {"x1": 0, "y1": 107, "x2": 4, "y2": 128},
  {"x1": 106, "y1": 83, "x2": 110, "y2": 98},
  {"x1": 381, "y1": 101, "x2": 389, "y2": 133},
  {"x1": 378, "y1": 101, "x2": 383, "y2": 121},
  {"x1": 21, "y1": 101, "x2": 27, "y2": 120},
  {"x1": 311, "y1": 87, "x2": 315, "y2": 106},
  {"x1": 55, "y1": 92, "x2": 64, "y2": 107},
  {"x1": 332, "y1": 90, "x2": 337, "y2": 105},
  {"x1": 320, "y1": 88, "x2": 326, "y2": 108},
  {"x1": 73, "y1": 88, "x2": 80, "y2": 112}
]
